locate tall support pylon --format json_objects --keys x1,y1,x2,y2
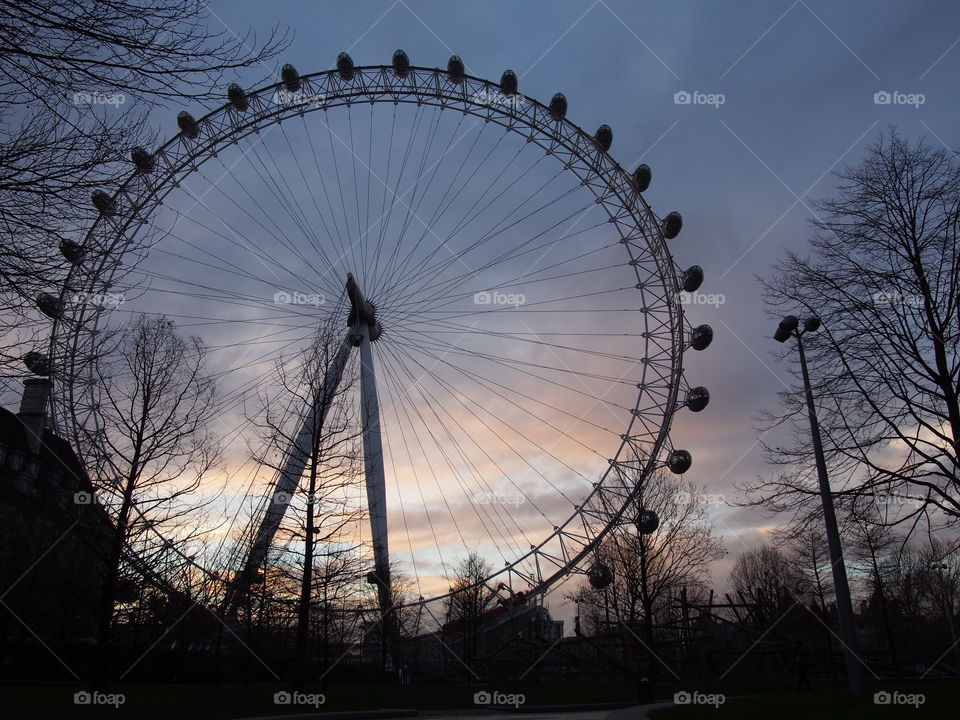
[
  {"x1": 225, "y1": 274, "x2": 393, "y2": 639},
  {"x1": 358, "y1": 321, "x2": 392, "y2": 617}
]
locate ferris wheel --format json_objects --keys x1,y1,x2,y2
[{"x1": 34, "y1": 51, "x2": 714, "y2": 622}]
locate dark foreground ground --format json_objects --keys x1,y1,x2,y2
[{"x1": 0, "y1": 679, "x2": 955, "y2": 718}]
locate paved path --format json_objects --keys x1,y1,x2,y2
[
  {"x1": 419, "y1": 704, "x2": 671, "y2": 719},
  {"x1": 235, "y1": 702, "x2": 671, "y2": 720}
]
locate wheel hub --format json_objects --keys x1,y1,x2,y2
[{"x1": 345, "y1": 273, "x2": 382, "y2": 343}]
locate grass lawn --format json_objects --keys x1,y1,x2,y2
[
  {"x1": 2, "y1": 679, "x2": 955, "y2": 718},
  {"x1": 0, "y1": 680, "x2": 636, "y2": 718}
]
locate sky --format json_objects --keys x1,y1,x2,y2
[
  {"x1": 204, "y1": 0, "x2": 960, "y2": 586},
  {"x1": 21, "y1": 0, "x2": 960, "y2": 632}
]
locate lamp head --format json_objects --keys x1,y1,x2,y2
[
  {"x1": 803, "y1": 316, "x2": 821, "y2": 333},
  {"x1": 774, "y1": 315, "x2": 799, "y2": 343}
]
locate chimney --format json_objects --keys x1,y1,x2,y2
[{"x1": 18, "y1": 377, "x2": 51, "y2": 455}]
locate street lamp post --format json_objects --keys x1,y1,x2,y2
[{"x1": 775, "y1": 315, "x2": 867, "y2": 696}]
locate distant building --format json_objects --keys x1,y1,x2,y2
[{"x1": 395, "y1": 595, "x2": 564, "y2": 682}]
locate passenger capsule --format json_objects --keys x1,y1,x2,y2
[
  {"x1": 59, "y1": 239, "x2": 85, "y2": 265},
  {"x1": 637, "y1": 509, "x2": 659, "y2": 534},
  {"x1": 22, "y1": 351, "x2": 52, "y2": 376},
  {"x1": 588, "y1": 563, "x2": 613, "y2": 589},
  {"x1": 595, "y1": 124, "x2": 613, "y2": 152},
  {"x1": 91, "y1": 190, "x2": 117, "y2": 216},
  {"x1": 36, "y1": 293, "x2": 63, "y2": 320},
  {"x1": 686, "y1": 386, "x2": 710, "y2": 412},
  {"x1": 336, "y1": 52, "x2": 355, "y2": 81},
  {"x1": 668, "y1": 449, "x2": 692, "y2": 475},
  {"x1": 548, "y1": 93, "x2": 567, "y2": 120},
  {"x1": 227, "y1": 83, "x2": 248, "y2": 111},
  {"x1": 447, "y1": 55, "x2": 465, "y2": 82},
  {"x1": 392, "y1": 49, "x2": 410, "y2": 78},
  {"x1": 682, "y1": 265, "x2": 704, "y2": 293},
  {"x1": 632, "y1": 164, "x2": 652, "y2": 192},
  {"x1": 281, "y1": 63, "x2": 300, "y2": 91},
  {"x1": 500, "y1": 69, "x2": 518, "y2": 96},
  {"x1": 130, "y1": 147, "x2": 155, "y2": 173},
  {"x1": 177, "y1": 111, "x2": 199, "y2": 139},
  {"x1": 690, "y1": 324, "x2": 713, "y2": 351},
  {"x1": 663, "y1": 211, "x2": 683, "y2": 239}
]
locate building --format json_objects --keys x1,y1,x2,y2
[{"x1": 0, "y1": 379, "x2": 112, "y2": 675}]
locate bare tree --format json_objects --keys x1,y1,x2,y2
[
  {"x1": 782, "y1": 529, "x2": 834, "y2": 617},
  {"x1": 443, "y1": 551, "x2": 495, "y2": 673},
  {"x1": 729, "y1": 545, "x2": 806, "y2": 629},
  {"x1": 745, "y1": 130, "x2": 960, "y2": 529},
  {"x1": 0, "y1": 0, "x2": 286, "y2": 386},
  {"x1": 780, "y1": 528, "x2": 840, "y2": 674},
  {"x1": 571, "y1": 473, "x2": 726, "y2": 636},
  {"x1": 82, "y1": 314, "x2": 220, "y2": 681},
  {"x1": 248, "y1": 320, "x2": 363, "y2": 690},
  {"x1": 919, "y1": 537, "x2": 960, "y2": 671}
]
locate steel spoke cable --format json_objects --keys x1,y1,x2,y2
[
  {"x1": 385, "y1": 338, "x2": 590, "y2": 506},
  {"x1": 389, "y1": 185, "x2": 590, "y2": 314},
  {"x1": 373, "y1": 114, "x2": 490, "y2": 303},
  {"x1": 388, "y1": 331, "x2": 619, "y2": 449},
  {"x1": 379, "y1": 220, "x2": 614, "y2": 334},
  {"x1": 362, "y1": 102, "x2": 376, "y2": 295},
  {"x1": 390, "y1": 325, "x2": 644, "y2": 386},
  {"x1": 374, "y1": 357, "x2": 423, "y2": 598},
  {"x1": 368, "y1": 342, "x2": 453, "y2": 581},
  {"x1": 391, "y1": 173, "x2": 609, "y2": 317},
  {"x1": 368, "y1": 99, "x2": 427, "y2": 285},
  {"x1": 377, "y1": 341, "x2": 534, "y2": 559},
  {"x1": 372, "y1": 103, "x2": 400, "y2": 281},
  {"x1": 385, "y1": 246, "x2": 621, "y2": 324},
  {"x1": 377, "y1": 341, "x2": 541, "y2": 553},
  {"x1": 370, "y1": 108, "x2": 469, "y2": 301},
  {"x1": 369, "y1": 103, "x2": 445, "y2": 296},
  {"x1": 277, "y1": 121, "x2": 346, "y2": 284},
  {"x1": 244, "y1": 142, "x2": 343, "y2": 298},
  {"x1": 389, "y1": 151, "x2": 578, "y2": 299},
  {"x1": 373, "y1": 103, "x2": 442, "y2": 290},
  {"x1": 402, "y1": 209, "x2": 612, "y2": 312},
  {"x1": 139, "y1": 197, "x2": 326, "y2": 300},
  {"x1": 185, "y1": 162, "x2": 339, "y2": 300},
  {"x1": 375, "y1": 343, "x2": 517, "y2": 567},
  {"x1": 346, "y1": 105, "x2": 367, "y2": 283},
  {"x1": 303, "y1": 113, "x2": 352, "y2": 271},
  {"x1": 324, "y1": 103, "x2": 363, "y2": 277},
  {"x1": 375, "y1": 122, "x2": 509, "y2": 304},
  {"x1": 381, "y1": 140, "x2": 533, "y2": 304},
  {"x1": 387, "y1": 321, "x2": 637, "y2": 411},
  {"x1": 394, "y1": 312, "x2": 648, "y2": 365},
  {"x1": 366, "y1": 344, "x2": 470, "y2": 559}
]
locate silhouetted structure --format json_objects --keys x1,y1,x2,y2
[{"x1": 0, "y1": 379, "x2": 112, "y2": 677}]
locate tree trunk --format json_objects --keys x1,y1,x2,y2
[
  {"x1": 93, "y1": 459, "x2": 139, "y2": 687},
  {"x1": 293, "y1": 463, "x2": 318, "y2": 691}
]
